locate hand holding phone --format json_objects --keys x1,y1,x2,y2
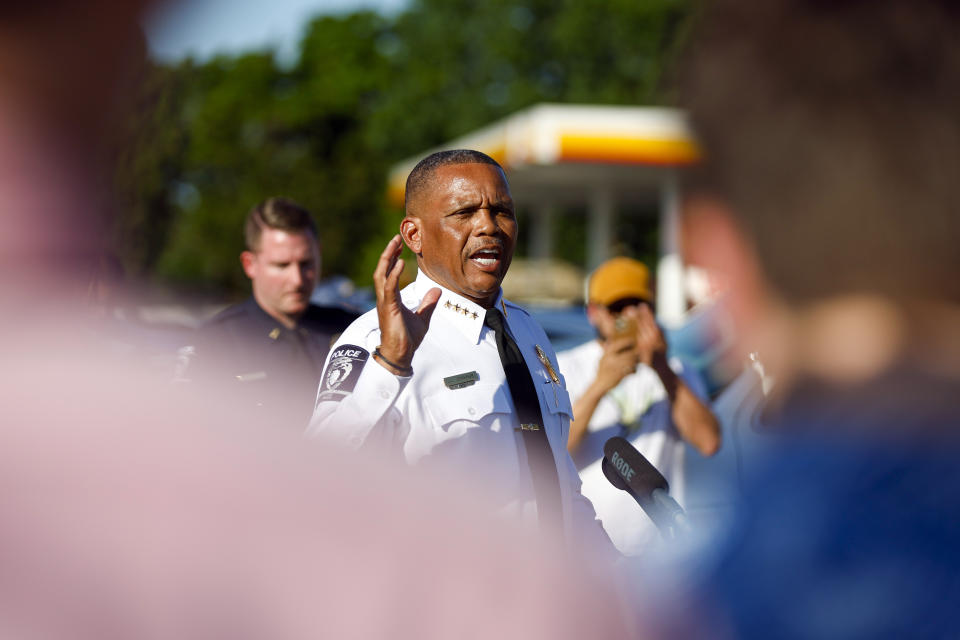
[{"x1": 613, "y1": 314, "x2": 637, "y2": 342}]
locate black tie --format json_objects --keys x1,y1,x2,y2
[{"x1": 484, "y1": 308, "x2": 562, "y2": 533}]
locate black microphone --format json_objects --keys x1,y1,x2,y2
[{"x1": 602, "y1": 436, "x2": 691, "y2": 540}]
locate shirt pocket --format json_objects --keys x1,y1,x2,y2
[
  {"x1": 536, "y1": 379, "x2": 574, "y2": 443},
  {"x1": 423, "y1": 383, "x2": 513, "y2": 435}
]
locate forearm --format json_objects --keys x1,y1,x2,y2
[
  {"x1": 652, "y1": 357, "x2": 721, "y2": 457},
  {"x1": 567, "y1": 382, "x2": 608, "y2": 453}
]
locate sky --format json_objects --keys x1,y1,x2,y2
[{"x1": 145, "y1": 0, "x2": 409, "y2": 64}]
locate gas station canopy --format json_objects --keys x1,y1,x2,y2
[
  {"x1": 387, "y1": 103, "x2": 702, "y2": 323},
  {"x1": 387, "y1": 103, "x2": 699, "y2": 208}
]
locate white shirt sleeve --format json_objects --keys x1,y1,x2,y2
[{"x1": 306, "y1": 321, "x2": 411, "y2": 450}]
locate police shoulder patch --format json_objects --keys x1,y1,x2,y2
[{"x1": 317, "y1": 344, "x2": 369, "y2": 403}]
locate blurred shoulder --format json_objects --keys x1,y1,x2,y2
[
  {"x1": 195, "y1": 300, "x2": 265, "y2": 347},
  {"x1": 301, "y1": 304, "x2": 361, "y2": 334},
  {"x1": 204, "y1": 298, "x2": 257, "y2": 328}
]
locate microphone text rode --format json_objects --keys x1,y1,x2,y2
[{"x1": 602, "y1": 437, "x2": 691, "y2": 540}]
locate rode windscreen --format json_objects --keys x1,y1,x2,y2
[
  {"x1": 603, "y1": 436, "x2": 669, "y2": 496},
  {"x1": 602, "y1": 437, "x2": 690, "y2": 540}
]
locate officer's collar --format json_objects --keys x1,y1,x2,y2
[
  {"x1": 246, "y1": 296, "x2": 305, "y2": 340},
  {"x1": 413, "y1": 271, "x2": 502, "y2": 345}
]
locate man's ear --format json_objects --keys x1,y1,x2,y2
[
  {"x1": 681, "y1": 194, "x2": 775, "y2": 361},
  {"x1": 400, "y1": 217, "x2": 422, "y2": 255},
  {"x1": 585, "y1": 303, "x2": 602, "y2": 328},
  {"x1": 240, "y1": 251, "x2": 257, "y2": 280},
  {"x1": 681, "y1": 195, "x2": 761, "y2": 300}
]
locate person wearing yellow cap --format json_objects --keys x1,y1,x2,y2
[{"x1": 556, "y1": 257, "x2": 720, "y2": 554}]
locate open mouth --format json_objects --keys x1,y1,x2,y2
[{"x1": 469, "y1": 246, "x2": 502, "y2": 270}]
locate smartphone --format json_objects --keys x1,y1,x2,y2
[{"x1": 613, "y1": 315, "x2": 637, "y2": 340}]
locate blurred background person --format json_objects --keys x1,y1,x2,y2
[
  {"x1": 647, "y1": 0, "x2": 960, "y2": 636},
  {"x1": 558, "y1": 256, "x2": 720, "y2": 555},
  {"x1": 186, "y1": 196, "x2": 358, "y2": 429}
]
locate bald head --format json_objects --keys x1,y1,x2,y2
[{"x1": 404, "y1": 149, "x2": 503, "y2": 216}]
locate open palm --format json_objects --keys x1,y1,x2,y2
[{"x1": 373, "y1": 234, "x2": 441, "y2": 370}]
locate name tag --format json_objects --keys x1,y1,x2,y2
[{"x1": 444, "y1": 371, "x2": 479, "y2": 390}]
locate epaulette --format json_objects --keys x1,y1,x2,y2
[
  {"x1": 501, "y1": 298, "x2": 531, "y2": 318},
  {"x1": 204, "y1": 301, "x2": 250, "y2": 326}
]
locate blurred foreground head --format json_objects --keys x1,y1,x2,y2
[
  {"x1": 658, "y1": 6, "x2": 960, "y2": 637},
  {"x1": 679, "y1": 0, "x2": 960, "y2": 383},
  {"x1": 0, "y1": 1, "x2": 152, "y2": 302}
]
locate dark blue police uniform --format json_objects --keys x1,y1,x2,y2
[{"x1": 190, "y1": 297, "x2": 358, "y2": 429}]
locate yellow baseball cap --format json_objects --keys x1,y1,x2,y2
[{"x1": 587, "y1": 257, "x2": 652, "y2": 306}]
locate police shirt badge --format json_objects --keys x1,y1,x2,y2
[
  {"x1": 535, "y1": 344, "x2": 561, "y2": 407},
  {"x1": 317, "y1": 344, "x2": 369, "y2": 403},
  {"x1": 444, "y1": 371, "x2": 479, "y2": 390}
]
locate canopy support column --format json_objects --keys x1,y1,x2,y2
[
  {"x1": 587, "y1": 187, "x2": 614, "y2": 271},
  {"x1": 528, "y1": 203, "x2": 555, "y2": 260},
  {"x1": 657, "y1": 171, "x2": 685, "y2": 326}
]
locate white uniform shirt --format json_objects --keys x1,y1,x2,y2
[
  {"x1": 308, "y1": 272, "x2": 612, "y2": 556},
  {"x1": 558, "y1": 339, "x2": 708, "y2": 555}
]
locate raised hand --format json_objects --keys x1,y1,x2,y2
[
  {"x1": 635, "y1": 304, "x2": 667, "y2": 367},
  {"x1": 373, "y1": 235, "x2": 440, "y2": 373},
  {"x1": 595, "y1": 334, "x2": 640, "y2": 394}
]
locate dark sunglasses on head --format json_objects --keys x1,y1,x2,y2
[{"x1": 606, "y1": 297, "x2": 649, "y2": 314}]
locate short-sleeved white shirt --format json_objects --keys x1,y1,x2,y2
[{"x1": 308, "y1": 272, "x2": 614, "y2": 556}]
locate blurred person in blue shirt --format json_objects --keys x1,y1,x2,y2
[{"x1": 652, "y1": 0, "x2": 960, "y2": 637}]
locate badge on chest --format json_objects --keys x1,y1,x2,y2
[{"x1": 443, "y1": 371, "x2": 479, "y2": 390}]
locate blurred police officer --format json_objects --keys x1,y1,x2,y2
[{"x1": 190, "y1": 197, "x2": 357, "y2": 429}]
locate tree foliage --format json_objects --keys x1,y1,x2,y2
[{"x1": 114, "y1": 0, "x2": 693, "y2": 294}]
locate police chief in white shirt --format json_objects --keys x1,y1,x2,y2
[{"x1": 308, "y1": 149, "x2": 613, "y2": 557}]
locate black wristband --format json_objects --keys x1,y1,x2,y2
[{"x1": 374, "y1": 346, "x2": 413, "y2": 377}]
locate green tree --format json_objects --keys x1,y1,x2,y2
[{"x1": 114, "y1": 0, "x2": 694, "y2": 295}]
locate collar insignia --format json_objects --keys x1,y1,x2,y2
[{"x1": 443, "y1": 299, "x2": 479, "y2": 319}]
